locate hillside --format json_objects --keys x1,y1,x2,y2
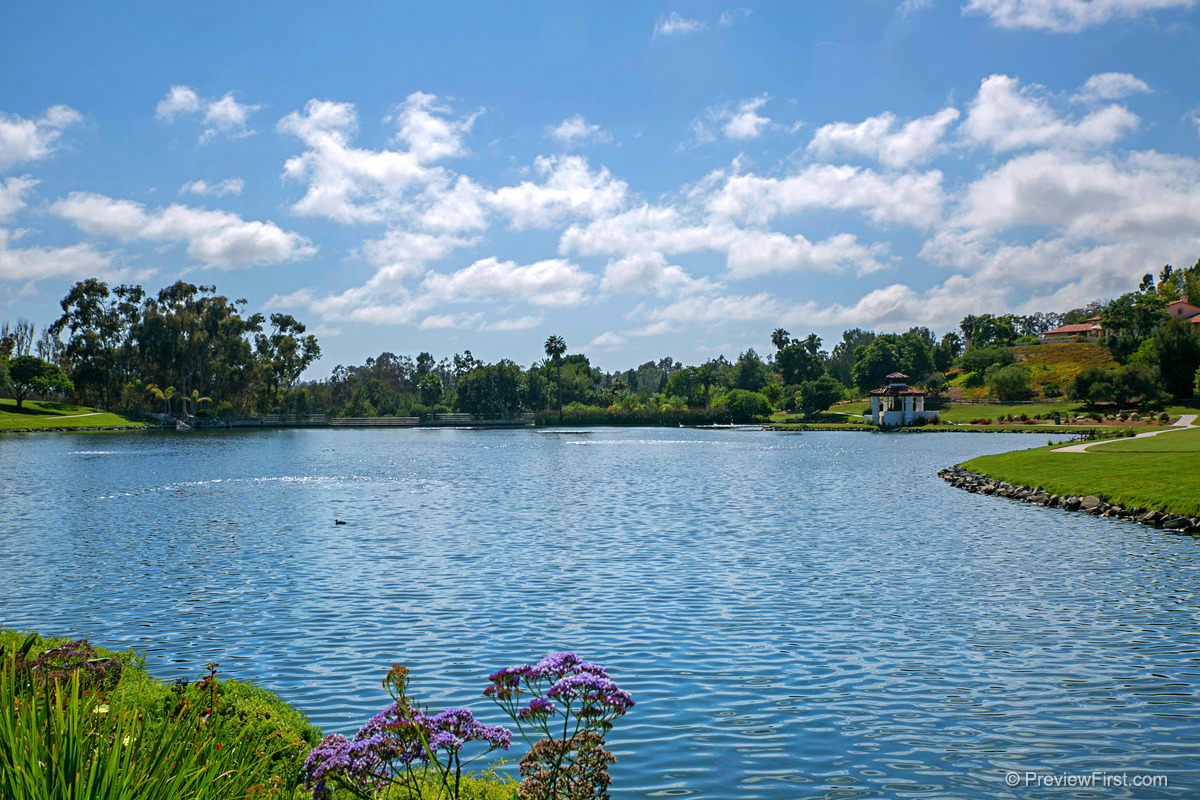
[{"x1": 948, "y1": 342, "x2": 1119, "y2": 400}]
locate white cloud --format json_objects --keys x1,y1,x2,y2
[
  {"x1": 634, "y1": 292, "x2": 784, "y2": 331},
  {"x1": 548, "y1": 115, "x2": 612, "y2": 149},
  {"x1": 479, "y1": 314, "x2": 544, "y2": 331},
  {"x1": 52, "y1": 192, "x2": 316, "y2": 269},
  {"x1": 705, "y1": 163, "x2": 947, "y2": 228},
  {"x1": 359, "y1": 230, "x2": 478, "y2": 292},
  {"x1": 807, "y1": 107, "x2": 961, "y2": 168},
  {"x1": 725, "y1": 231, "x2": 893, "y2": 277},
  {"x1": 278, "y1": 96, "x2": 469, "y2": 224},
  {"x1": 686, "y1": 95, "x2": 774, "y2": 147},
  {"x1": 180, "y1": 178, "x2": 244, "y2": 197},
  {"x1": 599, "y1": 251, "x2": 715, "y2": 296},
  {"x1": 389, "y1": 91, "x2": 480, "y2": 163},
  {"x1": 1073, "y1": 72, "x2": 1152, "y2": 103},
  {"x1": 953, "y1": 149, "x2": 1200, "y2": 241},
  {"x1": 898, "y1": 0, "x2": 934, "y2": 15},
  {"x1": 0, "y1": 227, "x2": 114, "y2": 283},
  {"x1": 654, "y1": 11, "x2": 706, "y2": 36},
  {"x1": 419, "y1": 312, "x2": 483, "y2": 330},
  {"x1": 586, "y1": 331, "x2": 628, "y2": 350},
  {"x1": 488, "y1": 155, "x2": 627, "y2": 230},
  {"x1": 962, "y1": 74, "x2": 1138, "y2": 152},
  {"x1": 0, "y1": 105, "x2": 83, "y2": 169},
  {"x1": 155, "y1": 86, "x2": 201, "y2": 121},
  {"x1": 964, "y1": 0, "x2": 1195, "y2": 32},
  {"x1": 0, "y1": 176, "x2": 37, "y2": 221},
  {"x1": 719, "y1": 8, "x2": 753, "y2": 26},
  {"x1": 155, "y1": 86, "x2": 261, "y2": 142},
  {"x1": 421, "y1": 256, "x2": 596, "y2": 306}
]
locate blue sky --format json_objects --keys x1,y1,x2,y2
[{"x1": 3, "y1": 0, "x2": 1200, "y2": 375}]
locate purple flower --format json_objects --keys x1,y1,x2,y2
[
  {"x1": 517, "y1": 697, "x2": 557, "y2": 720},
  {"x1": 528, "y1": 652, "x2": 610, "y2": 681}
]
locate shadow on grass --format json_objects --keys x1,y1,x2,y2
[{"x1": 2, "y1": 401, "x2": 94, "y2": 417}]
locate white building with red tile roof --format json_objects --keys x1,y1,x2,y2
[{"x1": 864, "y1": 373, "x2": 939, "y2": 427}]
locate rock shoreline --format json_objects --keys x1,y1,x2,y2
[{"x1": 938, "y1": 465, "x2": 1200, "y2": 534}]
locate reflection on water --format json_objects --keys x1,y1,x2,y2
[{"x1": 2, "y1": 428, "x2": 1199, "y2": 798}]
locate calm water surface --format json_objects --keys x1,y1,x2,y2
[{"x1": 2, "y1": 428, "x2": 1199, "y2": 798}]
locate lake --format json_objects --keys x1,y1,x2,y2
[{"x1": 2, "y1": 427, "x2": 1198, "y2": 798}]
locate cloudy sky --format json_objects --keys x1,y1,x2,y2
[{"x1": 3, "y1": 1, "x2": 1200, "y2": 374}]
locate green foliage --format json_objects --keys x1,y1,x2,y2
[
  {"x1": 850, "y1": 331, "x2": 934, "y2": 390},
  {"x1": 455, "y1": 361, "x2": 529, "y2": 418},
  {"x1": 959, "y1": 313, "x2": 1017, "y2": 348},
  {"x1": 717, "y1": 389, "x2": 773, "y2": 422},
  {"x1": 1147, "y1": 318, "x2": 1200, "y2": 398},
  {"x1": 6, "y1": 355, "x2": 73, "y2": 409},
  {"x1": 732, "y1": 348, "x2": 770, "y2": 392},
  {"x1": 797, "y1": 375, "x2": 845, "y2": 417},
  {"x1": 775, "y1": 344, "x2": 824, "y2": 386},
  {"x1": 0, "y1": 648, "x2": 297, "y2": 800},
  {"x1": 0, "y1": 629, "x2": 320, "y2": 795},
  {"x1": 826, "y1": 328, "x2": 875, "y2": 387},
  {"x1": 985, "y1": 364, "x2": 1033, "y2": 401},
  {"x1": 957, "y1": 346, "x2": 1014, "y2": 375}
]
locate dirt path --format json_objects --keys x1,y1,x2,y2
[{"x1": 1054, "y1": 414, "x2": 1198, "y2": 453}]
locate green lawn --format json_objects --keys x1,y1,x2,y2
[
  {"x1": 0, "y1": 398, "x2": 143, "y2": 430},
  {"x1": 938, "y1": 402, "x2": 1085, "y2": 423},
  {"x1": 962, "y1": 437, "x2": 1200, "y2": 517},
  {"x1": 1086, "y1": 426, "x2": 1200, "y2": 453}
]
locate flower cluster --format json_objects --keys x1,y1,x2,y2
[
  {"x1": 303, "y1": 669, "x2": 511, "y2": 800},
  {"x1": 485, "y1": 652, "x2": 633, "y2": 800}
]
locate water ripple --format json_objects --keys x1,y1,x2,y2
[{"x1": 2, "y1": 428, "x2": 1199, "y2": 798}]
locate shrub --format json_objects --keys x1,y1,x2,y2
[
  {"x1": 985, "y1": 364, "x2": 1034, "y2": 401},
  {"x1": 1, "y1": 644, "x2": 293, "y2": 800}
]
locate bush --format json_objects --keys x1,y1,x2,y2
[
  {"x1": 1, "y1": 630, "x2": 320, "y2": 793},
  {"x1": 958, "y1": 346, "x2": 1015, "y2": 375},
  {"x1": 1, "y1": 636, "x2": 309, "y2": 800},
  {"x1": 717, "y1": 389, "x2": 773, "y2": 422},
  {"x1": 985, "y1": 364, "x2": 1033, "y2": 401}
]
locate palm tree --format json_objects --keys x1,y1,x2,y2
[
  {"x1": 771, "y1": 328, "x2": 791, "y2": 351},
  {"x1": 696, "y1": 361, "x2": 718, "y2": 410},
  {"x1": 418, "y1": 372, "x2": 442, "y2": 407},
  {"x1": 544, "y1": 335, "x2": 567, "y2": 422},
  {"x1": 803, "y1": 333, "x2": 822, "y2": 355},
  {"x1": 148, "y1": 384, "x2": 178, "y2": 416},
  {"x1": 189, "y1": 389, "x2": 212, "y2": 417}
]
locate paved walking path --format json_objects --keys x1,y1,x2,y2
[
  {"x1": 1055, "y1": 414, "x2": 1197, "y2": 453},
  {"x1": 0, "y1": 412, "x2": 104, "y2": 422}
]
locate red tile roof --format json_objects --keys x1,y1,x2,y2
[{"x1": 1042, "y1": 323, "x2": 1101, "y2": 335}]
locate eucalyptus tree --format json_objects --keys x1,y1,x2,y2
[{"x1": 544, "y1": 334, "x2": 567, "y2": 421}]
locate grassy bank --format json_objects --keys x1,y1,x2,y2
[
  {"x1": 961, "y1": 430, "x2": 1200, "y2": 517},
  {"x1": 1, "y1": 629, "x2": 520, "y2": 800},
  {"x1": 0, "y1": 399, "x2": 144, "y2": 431}
]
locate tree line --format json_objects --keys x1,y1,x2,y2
[
  {"x1": 0, "y1": 279, "x2": 319, "y2": 416},
  {"x1": 3, "y1": 263, "x2": 1199, "y2": 421}
]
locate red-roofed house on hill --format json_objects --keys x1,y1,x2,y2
[
  {"x1": 1040, "y1": 316, "x2": 1105, "y2": 343},
  {"x1": 864, "y1": 373, "x2": 939, "y2": 427},
  {"x1": 1166, "y1": 296, "x2": 1200, "y2": 321}
]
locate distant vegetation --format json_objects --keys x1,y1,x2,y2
[{"x1": 3, "y1": 260, "x2": 1199, "y2": 427}]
